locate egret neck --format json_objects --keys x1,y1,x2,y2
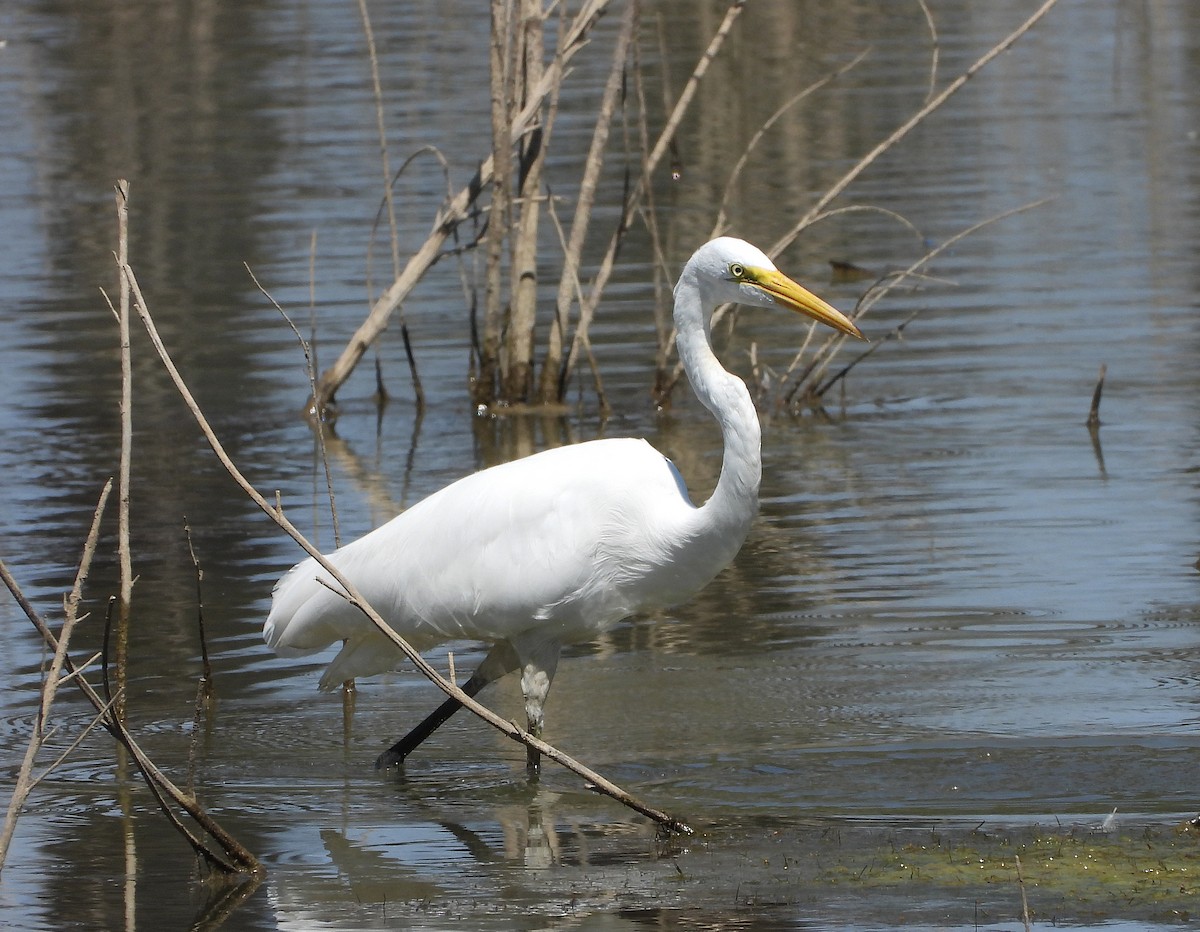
[{"x1": 672, "y1": 263, "x2": 762, "y2": 556}]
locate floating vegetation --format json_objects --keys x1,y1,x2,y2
[{"x1": 821, "y1": 817, "x2": 1199, "y2": 921}]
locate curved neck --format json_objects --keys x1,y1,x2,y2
[{"x1": 674, "y1": 274, "x2": 762, "y2": 539}]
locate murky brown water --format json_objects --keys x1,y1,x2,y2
[{"x1": 2, "y1": 1, "x2": 1199, "y2": 929}]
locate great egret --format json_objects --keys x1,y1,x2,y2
[{"x1": 265, "y1": 237, "x2": 862, "y2": 772}]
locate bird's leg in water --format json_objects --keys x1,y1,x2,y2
[
  {"x1": 521, "y1": 664, "x2": 550, "y2": 776},
  {"x1": 376, "y1": 642, "x2": 519, "y2": 769},
  {"x1": 517, "y1": 641, "x2": 560, "y2": 779}
]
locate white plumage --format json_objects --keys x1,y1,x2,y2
[{"x1": 265, "y1": 237, "x2": 861, "y2": 770}]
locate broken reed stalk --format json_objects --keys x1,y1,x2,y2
[
  {"x1": 0, "y1": 558, "x2": 262, "y2": 877},
  {"x1": 310, "y1": 0, "x2": 612, "y2": 416},
  {"x1": 570, "y1": 0, "x2": 748, "y2": 402},
  {"x1": 1015, "y1": 854, "x2": 1033, "y2": 931},
  {"x1": 537, "y1": 2, "x2": 635, "y2": 406},
  {"x1": 356, "y1": 0, "x2": 423, "y2": 410},
  {"x1": 1086, "y1": 363, "x2": 1106, "y2": 428},
  {"x1": 503, "y1": 0, "x2": 550, "y2": 403},
  {"x1": 114, "y1": 180, "x2": 133, "y2": 725},
  {"x1": 658, "y1": 0, "x2": 1061, "y2": 407},
  {"x1": 769, "y1": 0, "x2": 1061, "y2": 258},
  {"x1": 0, "y1": 481, "x2": 112, "y2": 873},
  {"x1": 122, "y1": 260, "x2": 693, "y2": 836},
  {"x1": 787, "y1": 197, "x2": 1052, "y2": 407}
]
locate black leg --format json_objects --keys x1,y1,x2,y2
[{"x1": 375, "y1": 642, "x2": 518, "y2": 769}]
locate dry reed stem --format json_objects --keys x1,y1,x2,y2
[
  {"x1": 0, "y1": 481, "x2": 111, "y2": 872},
  {"x1": 311, "y1": 0, "x2": 611, "y2": 415},
  {"x1": 787, "y1": 197, "x2": 1052, "y2": 405},
  {"x1": 709, "y1": 48, "x2": 872, "y2": 238},
  {"x1": 538, "y1": 0, "x2": 636, "y2": 404},
  {"x1": 546, "y1": 198, "x2": 611, "y2": 414},
  {"x1": 568, "y1": 0, "x2": 746, "y2": 398},
  {"x1": 1086, "y1": 363, "x2": 1106, "y2": 428},
  {"x1": 480, "y1": 0, "x2": 515, "y2": 405},
  {"x1": 114, "y1": 180, "x2": 133, "y2": 725},
  {"x1": 0, "y1": 556, "x2": 262, "y2": 875},
  {"x1": 1015, "y1": 853, "x2": 1033, "y2": 931},
  {"x1": 502, "y1": 0, "x2": 550, "y2": 403},
  {"x1": 770, "y1": 0, "x2": 1061, "y2": 258},
  {"x1": 628, "y1": 19, "x2": 676, "y2": 397},
  {"x1": 123, "y1": 262, "x2": 693, "y2": 835},
  {"x1": 356, "y1": 0, "x2": 424, "y2": 410}
]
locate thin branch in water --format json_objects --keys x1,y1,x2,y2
[
  {"x1": 114, "y1": 179, "x2": 133, "y2": 726},
  {"x1": 786, "y1": 197, "x2": 1054, "y2": 406},
  {"x1": 770, "y1": 0, "x2": 1062, "y2": 257},
  {"x1": 1, "y1": 557, "x2": 262, "y2": 876},
  {"x1": 916, "y1": 0, "x2": 940, "y2": 104},
  {"x1": 0, "y1": 480, "x2": 112, "y2": 873},
  {"x1": 537, "y1": 0, "x2": 635, "y2": 405},
  {"x1": 1086, "y1": 363, "x2": 1107, "y2": 428},
  {"x1": 183, "y1": 518, "x2": 213, "y2": 794},
  {"x1": 357, "y1": 0, "x2": 424, "y2": 411},
  {"x1": 710, "y1": 47, "x2": 872, "y2": 238},
  {"x1": 246, "y1": 262, "x2": 341, "y2": 548},
  {"x1": 183, "y1": 519, "x2": 213, "y2": 686},
  {"x1": 124, "y1": 259, "x2": 693, "y2": 835}
]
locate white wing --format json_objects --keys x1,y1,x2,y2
[{"x1": 264, "y1": 437, "x2": 710, "y2": 684}]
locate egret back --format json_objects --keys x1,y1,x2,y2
[{"x1": 263, "y1": 436, "x2": 727, "y2": 683}]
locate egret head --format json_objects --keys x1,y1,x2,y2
[{"x1": 683, "y1": 237, "x2": 863, "y2": 339}]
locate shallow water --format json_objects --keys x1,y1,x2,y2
[{"x1": 1, "y1": 0, "x2": 1199, "y2": 929}]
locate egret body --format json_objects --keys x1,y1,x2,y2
[{"x1": 264, "y1": 237, "x2": 861, "y2": 771}]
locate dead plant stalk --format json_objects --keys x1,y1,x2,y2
[
  {"x1": 0, "y1": 482, "x2": 111, "y2": 873},
  {"x1": 311, "y1": 0, "x2": 612, "y2": 416},
  {"x1": 123, "y1": 260, "x2": 693, "y2": 835}
]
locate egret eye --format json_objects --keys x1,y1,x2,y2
[{"x1": 729, "y1": 263, "x2": 745, "y2": 279}]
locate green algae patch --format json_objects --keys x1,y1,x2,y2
[{"x1": 819, "y1": 818, "x2": 1199, "y2": 920}]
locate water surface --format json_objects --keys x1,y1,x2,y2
[{"x1": 1, "y1": 1, "x2": 1198, "y2": 928}]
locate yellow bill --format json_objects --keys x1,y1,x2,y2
[{"x1": 751, "y1": 267, "x2": 865, "y2": 340}]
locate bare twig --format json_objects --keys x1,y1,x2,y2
[
  {"x1": 357, "y1": 0, "x2": 424, "y2": 410},
  {"x1": 114, "y1": 180, "x2": 133, "y2": 725},
  {"x1": 0, "y1": 481, "x2": 112, "y2": 872},
  {"x1": 1015, "y1": 853, "x2": 1033, "y2": 931},
  {"x1": 125, "y1": 261, "x2": 692, "y2": 835},
  {"x1": 311, "y1": 0, "x2": 612, "y2": 415},
  {"x1": 246, "y1": 263, "x2": 341, "y2": 547},
  {"x1": 790, "y1": 197, "x2": 1052, "y2": 405},
  {"x1": 569, "y1": 0, "x2": 747, "y2": 399},
  {"x1": 537, "y1": 0, "x2": 635, "y2": 404},
  {"x1": 1086, "y1": 363, "x2": 1106, "y2": 428},
  {"x1": 0, "y1": 558, "x2": 261, "y2": 875},
  {"x1": 770, "y1": 0, "x2": 1061, "y2": 258}
]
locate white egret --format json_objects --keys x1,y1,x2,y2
[{"x1": 265, "y1": 237, "x2": 862, "y2": 772}]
